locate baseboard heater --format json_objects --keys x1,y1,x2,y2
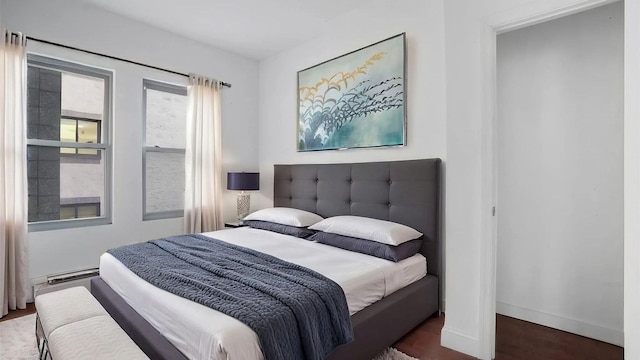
[{"x1": 47, "y1": 268, "x2": 100, "y2": 285}]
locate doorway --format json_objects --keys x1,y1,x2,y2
[{"x1": 495, "y1": 1, "x2": 623, "y2": 358}]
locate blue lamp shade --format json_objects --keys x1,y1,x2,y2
[{"x1": 227, "y1": 172, "x2": 260, "y2": 191}]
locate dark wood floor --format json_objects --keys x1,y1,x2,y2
[
  {"x1": 1, "y1": 305, "x2": 623, "y2": 360},
  {"x1": 394, "y1": 313, "x2": 475, "y2": 359},
  {"x1": 493, "y1": 315, "x2": 623, "y2": 360},
  {"x1": 0, "y1": 303, "x2": 35, "y2": 322},
  {"x1": 394, "y1": 314, "x2": 623, "y2": 360}
]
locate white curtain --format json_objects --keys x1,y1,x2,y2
[
  {"x1": 0, "y1": 29, "x2": 29, "y2": 318},
  {"x1": 184, "y1": 75, "x2": 223, "y2": 233}
]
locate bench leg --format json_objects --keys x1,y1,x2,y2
[
  {"x1": 35, "y1": 314, "x2": 51, "y2": 360},
  {"x1": 36, "y1": 314, "x2": 44, "y2": 359}
]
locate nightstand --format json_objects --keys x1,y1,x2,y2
[{"x1": 224, "y1": 221, "x2": 246, "y2": 228}]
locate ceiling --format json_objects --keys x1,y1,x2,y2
[{"x1": 83, "y1": 0, "x2": 367, "y2": 60}]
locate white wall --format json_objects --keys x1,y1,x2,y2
[
  {"x1": 1, "y1": 0, "x2": 259, "y2": 282},
  {"x1": 441, "y1": 0, "x2": 626, "y2": 357},
  {"x1": 496, "y1": 2, "x2": 623, "y2": 345},
  {"x1": 625, "y1": 0, "x2": 640, "y2": 358},
  {"x1": 257, "y1": 0, "x2": 447, "y2": 213}
]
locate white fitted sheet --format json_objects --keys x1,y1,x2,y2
[{"x1": 99, "y1": 227, "x2": 427, "y2": 360}]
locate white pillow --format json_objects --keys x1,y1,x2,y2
[
  {"x1": 308, "y1": 215, "x2": 422, "y2": 246},
  {"x1": 243, "y1": 207, "x2": 323, "y2": 227}
]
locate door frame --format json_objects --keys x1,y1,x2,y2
[{"x1": 477, "y1": 1, "x2": 622, "y2": 359}]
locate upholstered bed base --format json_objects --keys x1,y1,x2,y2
[
  {"x1": 91, "y1": 274, "x2": 438, "y2": 360},
  {"x1": 327, "y1": 274, "x2": 439, "y2": 360},
  {"x1": 91, "y1": 277, "x2": 188, "y2": 360}
]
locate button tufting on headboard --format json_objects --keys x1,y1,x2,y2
[{"x1": 273, "y1": 159, "x2": 441, "y2": 279}]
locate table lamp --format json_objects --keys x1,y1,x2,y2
[{"x1": 227, "y1": 172, "x2": 259, "y2": 220}]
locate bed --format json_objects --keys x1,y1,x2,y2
[{"x1": 91, "y1": 158, "x2": 442, "y2": 360}]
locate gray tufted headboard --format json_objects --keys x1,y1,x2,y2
[{"x1": 273, "y1": 159, "x2": 442, "y2": 279}]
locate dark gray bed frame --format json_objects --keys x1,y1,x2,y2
[{"x1": 91, "y1": 158, "x2": 442, "y2": 360}]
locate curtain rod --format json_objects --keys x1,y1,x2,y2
[{"x1": 26, "y1": 36, "x2": 232, "y2": 88}]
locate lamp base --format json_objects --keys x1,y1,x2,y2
[{"x1": 237, "y1": 193, "x2": 250, "y2": 220}]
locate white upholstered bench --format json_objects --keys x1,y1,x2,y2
[{"x1": 35, "y1": 286, "x2": 149, "y2": 360}]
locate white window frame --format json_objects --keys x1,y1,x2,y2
[
  {"x1": 142, "y1": 79, "x2": 187, "y2": 221},
  {"x1": 26, "y1": 54, "x2": 113, "y2": 232}
]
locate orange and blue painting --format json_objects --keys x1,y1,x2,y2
[{"x1": 297, "y1": 33, "x2": 406, "y2": 151}]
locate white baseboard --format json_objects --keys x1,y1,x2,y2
[
  {"x1": 440, "y1": 326, "x2": 480, "y2": 358},
  {"x1": 496, "y1": 302, "x2": 624, "y2": 347}
]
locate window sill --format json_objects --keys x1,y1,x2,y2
[
  {"x1": 28, "y1": 217, "x2": 112, "y2": 233},
  {"x1": 143, "y1": 210, "x2": 183, "y2": 221}
]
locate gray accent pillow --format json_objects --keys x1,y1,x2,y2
[
  {"x1": 244, "y1": 220, "x2": 315, "y2": 239},
  {"x1": 308, "y1": 231, "x2": 423, "y2": 262}
]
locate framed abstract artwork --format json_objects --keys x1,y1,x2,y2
[{"x1": 297, "y1": 33, "x2": 406, "y2": 152}]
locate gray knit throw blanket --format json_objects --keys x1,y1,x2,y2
[{"x1": 108, "y1": 234, "x2": 354, "y2": 360}]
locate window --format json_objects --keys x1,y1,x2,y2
[
  {"x1": 143, "y1": 80, "x2": 187, "y2": 220},
  {"x1": 60, "y1": 117, "x2": 101, "y2": 156},
  {"x1": 60, "y1": 199, "x2": 101, "y2": 220},
  {"x1": 26, "y1": 55, "x2": 112, "y2": 231}
]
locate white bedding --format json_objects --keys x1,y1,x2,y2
[{"x1": 99, "y1": 227, "x2": 427, "y2": 360}]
